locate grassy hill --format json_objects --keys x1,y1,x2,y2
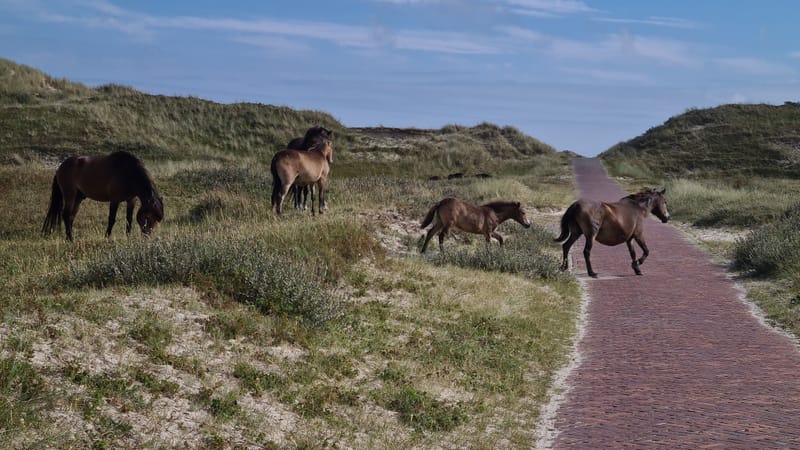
[
  {"x1": 0, "y1": 58, "x2": 580, "y2": 448},
  {"x1": 601, "y1": 103, "x2": 800, "y2": 179},
  {"x1": 0, "y1": 58, "x2": 559, "y2": 177}
]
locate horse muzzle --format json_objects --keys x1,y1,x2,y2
[{"x1": 661, "y1": 215, "x2": 670, "y2": 223}]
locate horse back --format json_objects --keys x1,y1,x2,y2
[
  {"x1": 437, "y1": 197, "x2": 493, "y2": 234},
  {"x1": 56, "y1": 153, "x2": 146, "y2": 202},
  {"x1": 272, "y1": 149, "x2": 329, "y2": 184}
]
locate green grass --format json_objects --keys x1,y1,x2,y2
[
  {"x1": 602, "y1": 103, "x2": 800, "y2": 179},
  {"x1": 0, "y1": 57, "x2": 581, "y2": 448}
]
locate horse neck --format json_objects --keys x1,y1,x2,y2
[
  {"x1": 621, "y1": 196, "x2": 652, "y2": 215},
  {"x1": 485, "y1": 204, "x2": 514, "y2": 222}
]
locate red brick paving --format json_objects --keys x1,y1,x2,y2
[{"x1": 552, "y1": 158, "x2": 800, "y2": 448}]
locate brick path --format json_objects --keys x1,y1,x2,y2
[{"x1": 551, "y1": 158, "x2": 800, "y2": 448}]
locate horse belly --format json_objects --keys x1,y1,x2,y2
[{"x1": 595, "y1": 225, "x2": 629, "y2": 246}]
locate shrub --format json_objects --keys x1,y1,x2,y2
[
  {"x1": 733, "y1": 204, "x2": 800, "y2": 278},
  {"x1": 425, "y1": 224, "x2": 566, "y2": 280},
  {"x1": 68, "y1": 236, "x2": 344, "y2": 326}
]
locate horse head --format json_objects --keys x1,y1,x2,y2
[
  {"x1": 512, "y1": 202, "x2": 532, "y2": 228},
  {"x1": 312, "y1": 139, "x2": 333, "y2": 164},
  {"x1": 639, "y1": 188, "x2": 669, "y2": 223},
  {"x1": 137, "y1": 192, "x2": 164, "y2": 236}
]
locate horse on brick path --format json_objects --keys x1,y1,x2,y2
[{"x1": 554, "y1": 188, "x2": 669, "y2": 278}]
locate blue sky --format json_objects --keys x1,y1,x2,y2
[{"x1": 1, "y1": 0, "x2": 799, "y2": 156}]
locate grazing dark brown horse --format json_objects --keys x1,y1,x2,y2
[
  {"x1": 42, "y1": 151, "x2": 164, "y2": 241},
  {"x1": 554, "y1": 188, "x2": 669, "y2": 278},
  {"x1": 420, "y1": 197, "x2": 532, "y2": 253},
  {"x1": 271, "y1": 139, "x2": 333, "y2": 215},
  {"x1": 287, "y1": 126, "x2": 333, "y2": 210}
]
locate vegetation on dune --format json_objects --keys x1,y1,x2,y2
[
  {"x1": 0, "y1": 58, "x2": 580, "y2": 448},
  {"x1": 602, "y1": 102, "x2": 800, "y2": 179}
]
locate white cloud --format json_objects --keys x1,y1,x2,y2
[
  {"x1": 37, "y1": 2, "x2": 498, "y2": 55},
  {"x1": 593, "y1": 16, "x2": 701, "y2": 29},
  {"x1": 503, "y1": 0, "x2": 595, "y2": 17},
  {"x1": 789, "y1": 51, "x2": 800, "y2": 59},
  {"x1": 715, "y1": 57, "x2": 795, "y2": 76},
  {"x1": 499, "y1": 26, "x2": 697, "y2": 66}
]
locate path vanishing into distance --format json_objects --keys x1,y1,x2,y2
[{"x1": 548, "y1": 158, "x2": 800, "y2": 448}]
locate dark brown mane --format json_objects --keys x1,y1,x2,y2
[{"x1": 481, "y1": 200, "x2": 520, "y2": 212}]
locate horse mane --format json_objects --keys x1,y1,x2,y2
[
  {"x1": 623, "y1": 188, "x2": 660, "y2": 207},
  {"x1": 108, "y1": 151, "x2": 161, "y2": 212},
  {"x1": 301, "y1": 126, "x2": 332, "y2": 149},
  {"x1": 481, "y1": 200, "x2": 521, "y2": 213}
]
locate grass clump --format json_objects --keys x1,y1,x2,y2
[
  {"x1": 0, "y1": 356, "x2": 47, "y2": 431},
  {"x1": 665, "y1": 178, "x2": 797, "y2": 227},
  {"x1": 382, "y1": 385, "x2": 466, "y2": 432},
  {"x1": 733, "y1": 204, "x2": 800, "y2": 279},
  {"x1": 68, "y1": 235, "x2": 343, "y2": 326},
  {"x1": 425, "y1": 224, "x2": 565, "y2": 280}
]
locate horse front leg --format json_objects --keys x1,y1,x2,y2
[
  {"x1": 125, "y1": 200, "x2": 135, "y2": 235},
  {"x1": 106, "y1": 202, "x2": 120, "y2": 237},
  {"x1": 627, "y1": 238, "x2": 642, "y2": 275},
  {"x1": 491, "y1": 231, "x2": 504, "y2": 247},
  {"x1": 634, "y1": 235, "x2": 649, "y2": 266},
  {"x1": 317, "y1": 180, "x2": 327, "y2": 215}
]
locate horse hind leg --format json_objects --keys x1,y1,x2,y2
[
  {"x1": 438, "y1": 227, "x2": 450, "y2": 252},
  {"x1": 420, "y1": 223, "x2": 441, "y2": 253},
  {"x1": 560, "y1": 232, "x2": 580, "y2": 272},
  {"x1": 583, "y1": 231, "x2": 598, "y2": 278},
  {"x1": 64, "y1": 192, "x2": 85, "y2": 242}
]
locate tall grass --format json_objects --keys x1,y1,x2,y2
[
  {"x1": 733, "y1": 204, "x2": 800, "y2": 280},
  {"x1": 68, "y1": 235, "x2": 344, "y2": 326},
  {"x1": 665, "y1": 178, "x2": 798, "y2": 227},
  {"x1": 426, "y1": 224, "x2": 566, "y2": 280}
]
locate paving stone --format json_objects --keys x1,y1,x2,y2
[{"x1": 552, "y1": 158, "x2": 800, "y2": 449}]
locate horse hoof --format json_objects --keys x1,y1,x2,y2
[
  {"x1": 588, "y1": 272, "x2": 598, "y2": 278},
  {"x1": 635, "y1": 271, "x2": 643, "y2": 276}
]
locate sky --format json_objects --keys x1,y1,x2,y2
[{"x1": 1, "y1": 0, "x2": 799, "y2": 156}]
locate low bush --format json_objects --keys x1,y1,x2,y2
[
  {"x1": 425, "y1": 224, "x2": 565, "y2": 280},
  {"x1": 68, "y1": 236, "x2": 344, "y2": 326},
  {"x1": 733, "y1": 204, "x2": 800, "y2": 279}
]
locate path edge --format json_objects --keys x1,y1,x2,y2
[{"x1": 534, "y1": 278, "x2": 590, "y2": 449}]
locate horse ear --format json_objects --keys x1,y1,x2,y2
[
  {"x1": 514, "y1": 201, "x2": 521, "y2": 208},
  {"x1": 659, "y1": 188, "x2": 666, "y2": 194}
]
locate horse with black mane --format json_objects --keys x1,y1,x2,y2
[
  {"x1": 554, "y1": 188, "x2": 669, "y2": 278},
  {"x1": 42, "y1": 151, "x2": 164, "y2": 241},
  {"x1": 287, "y1": 126, "x2": 332, "y2": 210},
  {"x1": 420, "y1": 197, "x2": 531, "y2": 253},
  {"x1": 271, "y1": 139, "x2": 333, "y2": 215}
]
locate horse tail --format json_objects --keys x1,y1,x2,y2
[
  {"x1": 42, "y1": 176, "x2": 63, "y2": 235},
  {"x1": 270, "y1": 155, "x2": 283, "y2": 209},
  {"x1": 554, "y1": 202, "x2": 579, "y2": 242},
  {"x1": 420, "y1": 201, "x2": 441, "y2": 229}
]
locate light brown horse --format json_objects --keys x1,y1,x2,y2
[
  {"x1": 420, "y1": 197, "x2": 532, "y2": 253},
  {"x1": 42, "y1": 151, "x2": 164, "y2": 241},
  {"x1": 287, "y1": 126, "x2": 333, "y2": 210},
  {"x1": 554, "y1": 188, "x2": 669, "y2": 278},
  {"x1": 270, "y1": 139, "x2": 333, "y2": 215}
]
